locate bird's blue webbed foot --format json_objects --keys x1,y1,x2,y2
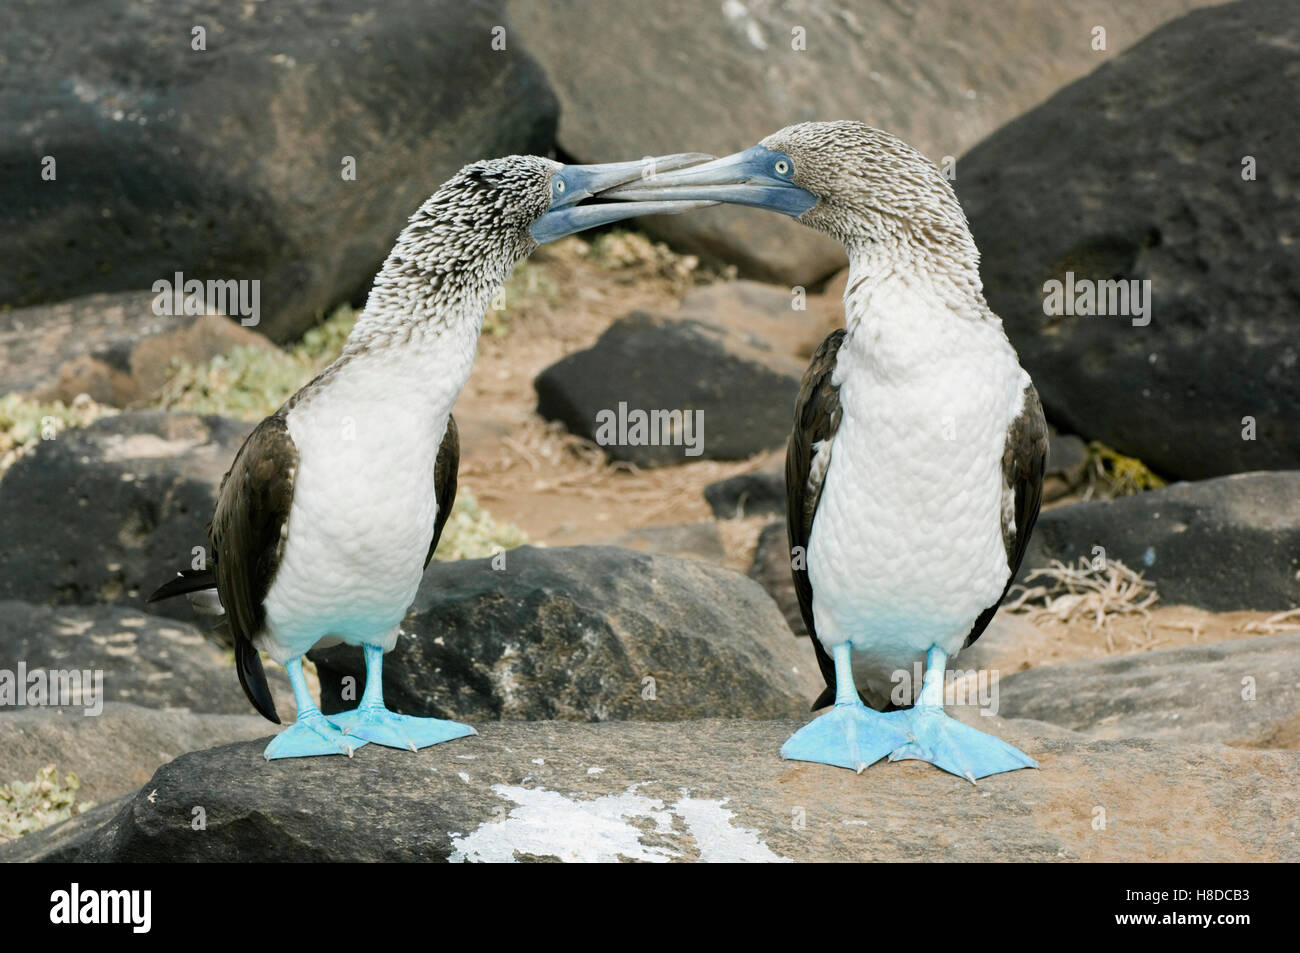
[
  {"x1": 888, "y1": 706, "x2": 1036, "y2": 782},
  {"x1": 265, "y1": 710, "x2": 367, "y2": 760},
  {"x1": 781, "y1": 700, "x2": 910, "y2": 773},
  {"x1": 781, "y1": 641, "x2": 910, "y2": 773},
  {"x1": 887, "y1": 645, "x2": 1037, "y2": 782},
  {"x1": 264, "y1": 657, "x2": 368, "y2": 760},
  {"x1": 326, "y1": 643, "x2": 475, "y2": 752},
  {"x1": 329, "y1": 705, "x2": 474, "y2": 752}
]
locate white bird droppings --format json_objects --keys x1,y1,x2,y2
[{"x1": 449, "y1": 784, "x2": 789, "y2": 863}]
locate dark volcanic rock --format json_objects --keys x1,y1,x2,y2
[
  {"x1": 999, "y1": 634, "x2": 1300, "y2": 748},
  {"x1": 311, "y1": 545, "x2": 821, "y2": 721},
  {"x1": 1017, "y1": 472, "x2": 1300, "y2": 611},
  {"x1": 510, "y1": 0, "x2": 1210, "y2": 284},
  {"x1": 0, "y1": 0, "x2": 556, "y2": 341},
  {"x1": 705, "y1": 462, "x2": 785, "y2": 520},
  {"x1": 0, "y1": 291, "x2": 276, "y2": 404},
  {"x1": 6, "y1": 714, "x2": 1297, "y2": 862},
  {"x1": 0, "y1": 703, "x2": 270, "y2": 805},
  {"x1": 535, "y1": 311, "x2": 800, "y2": 465},
  {"x1": 0, "y1": 411, "x2": 250, "y2": 624},
  {"x1": 0, "y1": 601, "x2": 292, "y2": 715},
  {"x1": 959, "y1": 0, "x2": 1300, "y2": 479},
  {"x1": 747, "y1": 520, "x2": 804, "y2": 636},
  {"x1": 1043, "y1": 431, "x2": 1090, "y2": 503}
]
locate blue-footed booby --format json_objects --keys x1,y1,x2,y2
[
  {"x1": 610, "y1": 122, "x2": 1045, "y2": 780},
  {"x1": 149, "y1": 153, "x2": 714, "y2": 759}
]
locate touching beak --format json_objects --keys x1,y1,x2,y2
[
  {"x1": 530, "y1": 153, "x2": 720, "y2": 244},
  {"x1": 599, "y1": 145, "x2": 819, "y2": 218}
]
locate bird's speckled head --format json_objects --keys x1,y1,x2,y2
[
  {"x1": 407, "y1": 155, "x2": 561, "y2": 272},
  {"x1": 605, "y1": 120, "x2": 980, "y2": 276},
  {"x1": 348, "y1": 153, "x2": 715, "y2": 353},
  {"x1": 761, "y1": 121, "x2": 977, "y2": 263}
]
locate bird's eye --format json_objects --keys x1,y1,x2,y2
[
  {"x1": 774, "y1": 159, "x2": 791, "y2": 175},
  {"x1": 555, "y1": 179, "x2": 566, "y2": 194}
]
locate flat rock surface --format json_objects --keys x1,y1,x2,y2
[
  {"x1": 0, "y1": 703, "x2": 269, "y2": 805},
  {"x1": 0, "y1": 292, "x2": 273, "y2": 405},
  {"x1": 0, "y1": 601, "x2": 292, "y2": 716},
  {"x1": 5, "y1": 715, "x2": 1296, "y2": 862},
  {"x1": 999, "y1": 633, "x2": 1300, "y2": 749}
]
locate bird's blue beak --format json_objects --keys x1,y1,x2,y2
[
  {"x1": 598, "y1": 145, "x2": 819, "y2": 218},
  {"x1": 530, "y1": 153, "x2": 720, "y2": 244}
]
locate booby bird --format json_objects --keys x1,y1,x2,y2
[
  {"x1": 609, "y1": 122, "x2": 1045, "y2": 780},
  {"x1": 149, "y1": 152, "x2": 715, "y2": 759}
]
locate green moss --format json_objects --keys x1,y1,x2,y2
[
  {"x1": 1086, "y1": 441, "x2": 1166, "y2": 496},
  {"x1": 0, "y1": 393, "x2": 117, "y2": 476},
  {"x1": 433, "y1": 489, "x2": 530, "y2": 561},
  {"x1": 0, "y1": 765, "x2": 93, "y2": 844},
  {"x1": 586, "y1": 229, "x2": 701, "y2": 285},
  {"x1": 153, "y1": 305, "x2": 357, "y2": 421}
]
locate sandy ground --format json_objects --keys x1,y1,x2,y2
[{"x1": 451, "y1": 236, "x2": 1299, "y2": 670}]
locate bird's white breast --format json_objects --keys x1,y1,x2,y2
[
  {"x1": 259, "y1": 326, "x2": 475, "y2": 661},
  {"x1": 806, "y1": 272, "x2": 1027, "y2": 699}
]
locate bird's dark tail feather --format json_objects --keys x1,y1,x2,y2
[
  {"x1": 146, "y1": 569, "x2": 217, "y2": 603},
  {"x1": 236, "y1": 638, "x2": 281, "y2": 724}
]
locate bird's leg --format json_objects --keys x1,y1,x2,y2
[
  {"x1": 263, "y1": 656, "x2": 368, "y2": 760},
  {"x1": 326, "y1": 643, "x2": 475, "y2": 752},
  {"x1": 888, "y1": 645, "x2": 1037, "y2": 782},
  {"x1": 780, "y1": 642, "x2": 911, "y2": 773}
]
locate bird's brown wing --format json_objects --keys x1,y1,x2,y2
[
  {"x1": 424, "y1": 414, "x2": 460, "y2": 568},
  {"x1": 210, "y1": 413, "x2": 298, "y2": 724},
  {"x1": 786, "y1": 330, "x2": 846, "y2": 711},
  {"x1": 964, "y1": 381, "x2": 1048, "y2": 647}
]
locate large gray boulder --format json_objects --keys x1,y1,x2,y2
[
  {"x1": 311, "y1": 545, "x2": 822, "y2": 721},
  {"x1": 0, "y1": 411, "x2": 250, "y2": 625},
  {"x1": 0, "y1": 0, "x2": 557, "y2": 341},
  {"x1": 1017, "y1": 472, "x2": 1300, "y2": 611},
  {"x1": 509, "y1": 0, "x2": 1213, "y2": 285},
  {"x1": 5, "y1": 713, "x2": 1296, "y2": 862},
  {"x1": 959, "y1": 0, "x2": 1300, "y2": 479},
  {"x1": 0, "y1": 601, "x2": 292, "y2": 716}
]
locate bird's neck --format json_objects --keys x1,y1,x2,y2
[
  {"x1": 842, "y1": 239, "x2": 989, "y2": 330},
  {"x1": 838, "y1": 242, "x2": 999, "y2": 374},
  {"x1": 346, "y1": 213, "x2": 520, "y2": 355},
  {"x1": 309, "y1": 216, "x2": 525, "y2": 413}
]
